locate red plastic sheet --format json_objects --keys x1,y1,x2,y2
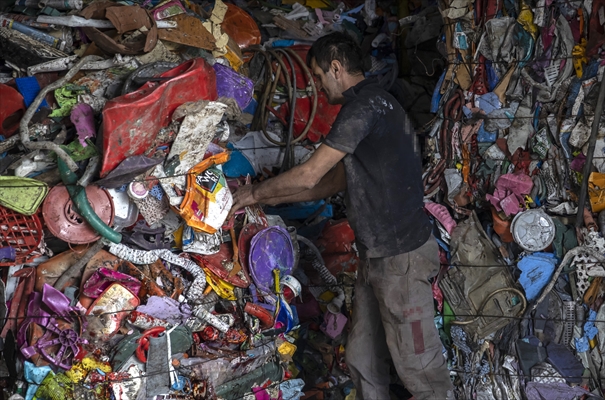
[{"x1": 100, "y1": 58, "x2": 218, "y2": 177}]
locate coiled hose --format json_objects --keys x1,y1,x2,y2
[
  {"x1": 297, "y1": 235, "x2": 344, "y2": 314},
  {"x1": 243, "y1": 47, "x2": 318, "y2": 147}
]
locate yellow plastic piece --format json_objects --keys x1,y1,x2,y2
[
  {"x1": 203, "y1": 266, "x2": 236, "y2": 300},
  {"x1": 65, "y1": 355, "x2": 112, "y2": 383},
  {"x1": 572, "y1": 38, "x2": 588, "y2": 78},
  {"x1": 172, "y1": 224, "x2": 184, "y2": 249},
  {"x1": 524, "y1": 195, "x2": 534, "y2": 208},
  {"x1": 65, "y1": 363, "x2": 87, "y2": 383},
  {"x1": 278, "y1": 340, "x2": 297, "y2": 358},
  {"x1": 224, "y1": 42, "x2": 244, "y2": 72},
  {"x1": 517, "y1": 2, "x2": 538, "y2": 39},
  {"x1": 588, "y1": 172, "x2": 605, "y2": 213},
  {"x1": 82, "y1": 356, "x2": 112, "y2": 373}
]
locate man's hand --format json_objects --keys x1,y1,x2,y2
[{"x1": 228, "y1": 184, "x2": 256, "y2": 219}]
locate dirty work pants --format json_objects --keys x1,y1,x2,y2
[{"x1": 346, "y1": 237, "x2": 454, "y2": 400}]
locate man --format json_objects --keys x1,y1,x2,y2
[{"x1": 229, "y1": 32, "x2": 454, "y2": 400}]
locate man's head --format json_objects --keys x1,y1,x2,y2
[{"x1": 307, "y1": 32, "x2": 365, "y2": 104}]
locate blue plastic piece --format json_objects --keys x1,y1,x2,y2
[
  {"x1": 533, "y1": 104, "x2": 541, "y2": 132},
  {"x1": 222, "y1": 144, "x2": 256, "y2": 178},
  {"x1": 485, "y1": 60, "x2": 498, "y2": 91},
  {"x1": 585, "y1": 309, "x2": 598, "y2": 340},
  {"x1": 172, "y1": 376, "x2": 190, "y2": 391},
  {"x1": 149, "y1": 185, "x2": 164, "y2": 200},
  {"x1": 574, "y1": 309, "x2": 599, "y2": 353},
  {"x1": 517, "y1": 252, "x2": 558, "y2": 301},
  {"x1": 462, "y1": 105, "x2": 473, "y2": 118},
  {"x1": 577, "y1": 308, "x2": 599, "y2": 352},
  {"x1": 242, "y1": 98, "x2": 257, "y2": 117},
  {"x1": 477, "y1": 122, "x2": 496, "y2": 143},
  {"x1": 430, "y1": 71, "x2": 446, "y2": 113},
  {"x1": 477, "y1": 92, "x2": 501, "y2": 114},
  {"x1": 271, "y1": 39, "x2": 296, "y2": 48},
  {"x1": 559, "y1": 131, "x2": 573, "y2": 160},
  {"x1": 24, "y1": 361, "x2": 52, "y2": 400},
  {"x1": 15, "y1": 77, "x2": 49, "y2": 109},
  {"x1": 0, "y1": 135, "x2": 7, "y2": 158},
  {"x1": 264, "y1": 200, "x2": 333, "y2": 220}
]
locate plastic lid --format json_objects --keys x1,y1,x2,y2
[
  {"x1": 249, "y1": 226, "x2": 294, "y2": 293},
  {"x1": 42, "y1": 185, "x2": 115, "y2": 244},
  {"x1": 128, "y1": 181, "x2": 148, "y2": 200},
  {"x1": 511, "y1": 209, "x2": 555, "y2": 252}
]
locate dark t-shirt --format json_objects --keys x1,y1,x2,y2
[{"x1": 324, "y1": 78, "x2": 432, "y2": 258}]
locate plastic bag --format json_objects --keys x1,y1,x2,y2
[{"x1": 179, "y1": 152, "x2": 232, "y2": 234}]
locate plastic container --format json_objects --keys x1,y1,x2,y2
[
  {"x1": 510, "y1": 209, "x2": 555, "y2": 252},
  {"x1": 106, "y1": 188, "x2": 139, "y2": 228}
]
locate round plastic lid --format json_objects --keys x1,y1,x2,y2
[
  {"x1": 511, "y1": 209, "x2": 555, "y2": 252},
  {"x1": 43, "y1": 185, "x2": 115, "y2": 244},
  {"x1": 249, "y1": 226, "x2": 294, "y2": 293},
  {"x1": 128, "y1": 181, "x2": 148, "y2": 200}
]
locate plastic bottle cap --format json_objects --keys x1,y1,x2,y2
[{"x1": 128, "y1": 181, "x2": 148, "y2": 200}]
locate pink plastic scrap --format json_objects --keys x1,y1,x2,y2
[
  {"x1": 83, "y1": 267, "x2": 142, "y2": 299},
  {"x1": 70, "y1": 103, "x2": 96, "y2": 147},
  {"x1": 320, "y1": 312, "x2": 348, "y2": 339},
  {"x1": 424, "y1": 202, "x2": 457, "y2": 234},
  {"x1": 486, "y1": 173, "x2": 534, "y2": 216}
]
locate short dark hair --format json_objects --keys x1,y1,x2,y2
[{"x1": 307, "y1": 32, "x2": 364, "y2": 75}]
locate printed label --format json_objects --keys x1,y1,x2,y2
[{"x1": 196, "y1": 169, "x2": 220, "y2": 192}]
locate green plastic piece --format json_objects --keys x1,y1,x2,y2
[
  {"x1": 0, "y1": 176, "x2": 48, "y2": 215},
  {"x1": 214, "y1": 362, "x2": 282, "y2": 400},
  {"x1": 57, "y1": 158, "x2": 122, "y2": 244},
  {"x1": 49, "y1": 85, "x2": 88, "y2": 118},
  {"x1": 63, "y1": 139, "x2": 98, "y2": 162},
  {"x1": 443, "y1": 300, "x2": 454, "y2": 336},
  {"x1": 35, "y1": 371, "x2": 73, "y2": 400}
]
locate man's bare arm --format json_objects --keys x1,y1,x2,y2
[
  {"x1": 264, "y1": 161, "x2": 346, "y2": 205},
  {"x1": 228, "y1": 145, "x2": 347, "y2": 218},
  {"x1": 252, "y1": 144, "x2": 346, "y2": 201}
]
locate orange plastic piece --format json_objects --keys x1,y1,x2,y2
[
  {"x1": 178, "y1": 152, "x2": 230, "y2": 233},
  {"x1": 221, "y1": 3, "x2": 261, "y2": 50}
]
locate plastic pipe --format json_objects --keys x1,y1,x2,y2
[
  {"x1": 244, "y1": 302, "x2": 275, "y2": 329},
  {"x1": 58, "y1": 157, "x2": 122, "y2": 243}
]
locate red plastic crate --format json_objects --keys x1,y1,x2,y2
[{"x1": 0, "y1": 206, "x2": 43, "y2": 266}]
